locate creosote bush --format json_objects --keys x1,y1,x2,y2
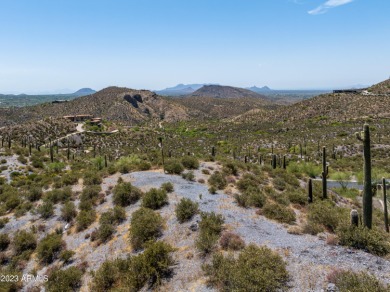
[
  {"x1": 181, "y1": 156, "x2": 199, "y2": 169},
  {"x1": 46, "y1": 266, "x2": 83, "y2": 292},
  {"x1": 142, "y1": 188, "x2": 168, "y2": 210},
  {"x1": 38, "y1": 201, "x2": 54, "y2": 219},
  {"x1": 37, "y1": 233, "x2": 65, "y2": 264},
  {"x1": 161, "y1": 182, "x2": 174, "y2": 193},
  {"x1": 92, "y1": 241, "x2": 175, "y2": 291},
  {"x1": 196, "y1": 212, "x2": 224, "y2": 254},
  {"x1": 336, "y1": 224, "x2": 390, "y2": 256},
  {"x1": 203, "y1": 244, "x2": 289, "y2": 291},
  {"x1": 0, "y1": 233, "x2": 10, "y2": 251},
  {"x1": 130, "y1": 207, "x2": 163, "y2": 250},
  {"x1": 208, "y1": 171, "x2": 227, "y2": 190},
  {"x1": 327, "y1": 269, "x2": 389, "y2": 292},
  {"x1": 76, "y1": 210, "x2": 96, "y2": 231},
  {"x1": 164, "y1": 159, "x2": 184, "y2": 174},
  {"x1": 261, "y1": 202, "x2": 296, "y2": 224},
  {"x1": 307, "y1": 200, "x2": 348, "y2": 232},
  {"x1": 13, "y1": 230, "x2": 37, "y2": 255},
  {"x1": 113, "y1": 182, "x2": 142, "y2": 207},
  {"x1": 175, "y1": 198, "x2": 199, "y2": 223},
  {"x1": 61, "y1": 201, "x2": 77, "y2": 222}
]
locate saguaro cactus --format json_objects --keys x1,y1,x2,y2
[
  {"x1": 322, "y1": 146, "x2": 328, "y2": 199},
  {"x1": 350, "y1": 209, "x2": 359, "y2": 227},
  {"x1": 308, "y1": 178, "x2": 313, "y2": 203},
  {"x1": 283, "y1": 155, "x2": 286, "y2": 169},
  {"x1": 356, "y1": 123, "x2": 372, "y2": 229},
  {"x1": 211, "y1": 146, "x2": 216, "y2": 157},
  {"x1": 272, "y1": 154, "x2": 277, "y2": 169},
  {"x1": 383, "y1": 178, "x2": 389, "y2": 233}
]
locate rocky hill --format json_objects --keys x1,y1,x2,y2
[
  {"x1": 368, "y1": 78, "x2": 390, "y2": 94},
  {"x1": 190, "y1": 85, "x2": 270, "y2": 100},
  {"x1": 0, "y1": 87, "x2": 195, "y2": 126}
]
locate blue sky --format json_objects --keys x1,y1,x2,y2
[{"x1": 0, "y1": 0, "x2": 389, "y2": 93}]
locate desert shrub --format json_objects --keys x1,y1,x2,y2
[
  {"x1": 273, "y1": 176, "x2": 286, "y2": 191},
  {"x1": 27, "y1": 186, "x2": 43, "y2": 201},
  {"x1": 302, "y1": 221, "x2": 324, "y2": 235},
  {"x1": 92, "y1": 241, "x2": 175, "y2": 291},
  {"x1": 161, "y1": 182, "x2": 174, "y2": 193},
  {"x1": 203, "y1": 244, "x2": 289, "y2": 291},
  {"x1": 61, "y1": 172, "x2": 79, "y2": 186},
  {"x1": 307, "y1": 200, "x2": 348, "y2": 232},
  {"x1": 46, "y1": 266, "x2": 83, "y2": 292},
  {"x1": 0, "y1": 217, "x2": 9, "y2": 229},
  {"x1": 209, "y1": 186, "x2": 217, "y2": 194},
  {"x1": 328, "y1": 269, "x2": 388, "y2": 292},
  {"x1": 44, "y1": 187, "x2": 72, "y2": 204},
  {"x1": 115, "y1": 154, "x2": 151, "y2": 173},
  {"x1": 219, "y1": 232, "x2": 245, "y2": 250},
  {"x1": 287, "y1": 187, "x2": 307, "y2": 205},
  {"x1": 182, "y1": 171, "x2": 195, "y2": 181},
  {"x1": 113, "y1": 206, "x2": 126, "y2": 223},
  {"x1": 175, "y1": 198, "x2": 199, "y2": 223},
  {"x1": 98, "y1": 223, "x2": 115, "y2": 243},
  {"x1": 83, "y1": 171, "x2": 102, "y2": 185},
  {"x1": 222, "y1": 162, "x2": 239, "y2": 176},
  {"x1": 236, "y1": 174, "x2": 261, "y2": 192},
  {"x1": 164, "y1": 159, "x2": 184, "y2": 174},
  {"x1": 261, "y1": 202, "x2": 296, "y2": 224},
  {"x1": 37, "y1": 233, "x2": 64, "y2": 263},
  {"x1": 130, "y1": 208, "x2": 163, "y2": 250},
  {"x1": 60, "y1": 250, "x2": 75, "y2": 264},
  {"x1": 0, "y1": 267, "x2": 22, "y2": 291},
  {"x1": 113, "y1": 182, "x2": 142, "y2": 207},
  {"x1": 142, "y1": 188, "x2": 168, "y2": 210},
  {"x1": 5, "y1": 194, "x2": 21, "y2": 210},
  {"x1": 181, "y1": 156, "x2": 199, "y2": 169},
  {"x1": 38, "y1": 201, "x2": 54, "y2": 219},
  {"x1": 0, "y1": 233, "x2": 10, "y2": 251},
  {"x1": 336, "y1": 225, "x2": 390, "y2": 256},
  {"x1": 61, "y1": 201, "x2": 77, "y2": 222},
  {"x1": 196, "y1": 212, "x2": 224, "y2": 253},
  {"x1": 76, "y1": 210, "x2": 96, "y2": 231},
  {"x1": 208, "y1": 171, "x2": 227, "y2": 190},
  {"x1": 287, "y1": 161, "x2": 321, "y2": 178},
  {"x1": 241, "y1": 186, "x2": 266, "y2": 208},
  {"x1": 13, "y1": 230, "x2": 37, "y2": 255},
  {"x1": 80, "y1": 185, "x2": 101, "y2": 203}
]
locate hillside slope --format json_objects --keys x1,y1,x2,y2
[
  {"x1": 191, "y1": 85, "x2": 270, "y2": 100},
  {"x1": 0, "y1": 87, "x2": 195, "y2": 126}
]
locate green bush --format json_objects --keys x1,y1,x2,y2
[
  {"x1": 113, "y1": 182, "x2": 142, "y2": 207},
  {"x1": 92, "y1": 241, "x2": 175, "y2": 291},
  {"x1": 287, "y1": 187, "x2": 307, "y2": 205},
  {"x1": 76, "y1": 210, "x2": 96, "y2": 231},
  {"x1": 83, "y1": 171, "x2": 102, "y2": 185},
  {"x1": 182, "y1": 171, "x2": 195, "y2": 181},
  {"x1": 161, "y1": 182, "x2": 174, "y2": 193},
  {"x1": 27, "y1": 186, "x2": 43, "y2": 202},
  {"x1": 261, "y1": 202, "x2": 296, "y2": 224},
  {"x1": 13, "y1": 230, "x2": 37, "y2": 255},
  {"x1": 98, "y1": 223, "x2": 115, "y2": 243},
  {"x1": 0, "y1": 233, "x2": 10, "y2": 251},
  {"x1": 37, "y1": 233, "x2": 64, "y2": 263},
  {"x1": 302, "y1": 221, "x2": 324, "y2": 235},
  {"x1": 46, "y1": 266, "x2": 83, "y2": 292},
  {"x1": 307, "y1": 200, "x2": 348, "y2": 232},
  {"x1": 164, "y1": 159, "x2": 184, "y2": 174},
  {"x1": 236, "y1": 174, "x2": 260, "y2": 192},
  {"x1": 61, "y1": 201, "x2": 77, "y2": 222},
  {"x1": 115, "y1": 154, "x2": 151, "y2": 173},
  {"x1": 208, "y1": 171, "x2": 227, "y2": 190},
  {"x1": 222, "y1": 162, "x2": 239, "y2": 176},
  {"x1": 328, "y1": 269, "x2": 389, "y2": 292},
  {"x1": 44, "y1": 187, "x2": 72, "y2": 204},
  {"x1": 273, "y1": 177, "x2": 286, "y2": 191},
  {"x1": 0, "y1": 217, "x2": 9, "y2": 229},
  {"x1": 62, "y1": 172, "x2": 79, "y2": 186},
  {"x1": 203, "y1": 244, "x2": 289, "y2": 291},
  {"x1": 235, "y1": 186, "x2": 266, "y2": 208},
  {"x1": 196, "y1": 212, "x2": 224, "y2": 253},
  {"x1": 130, "y1": 207, "x2": 163, "y2": 250},
  {"x1": 142, "y1": 188, "x2": 168, "y2": 210},
  {"x1": 60, "y1": 250, "x2": 75, "y2": 264},
  {"x1": 336, "y1": 225, "x2": 390, "y2": 256},
  {"x1": 181, "y1": 156, "x2": 199, "y2": 169},
  {"x1": 38, "y1": 201, "x2": 54, "y2": 219},
  {"x1": 175, "y1": 198, "x2": 199, "y2": 223}
]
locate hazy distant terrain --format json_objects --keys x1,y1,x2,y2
[{"x1": 0, "y1": 88, "x2": 96, "y2": 107}]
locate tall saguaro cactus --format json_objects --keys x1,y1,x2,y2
[
  {"x1": 383, "y1": 178, "x2": 389, "y2": 233},
  {"x1": 356, "y1": 123, "x2": 372, "y2": 229},
  {"x1": 322, "y1": 146, "x2": 328, "y2": 199}
]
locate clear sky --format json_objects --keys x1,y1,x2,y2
[{"x1": 0, "y1": 0, "x2": 389, "y2": 93}]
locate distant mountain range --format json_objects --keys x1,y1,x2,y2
[{"x1": 155, "y1": 84, "x2": 218, "y2": 96}]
